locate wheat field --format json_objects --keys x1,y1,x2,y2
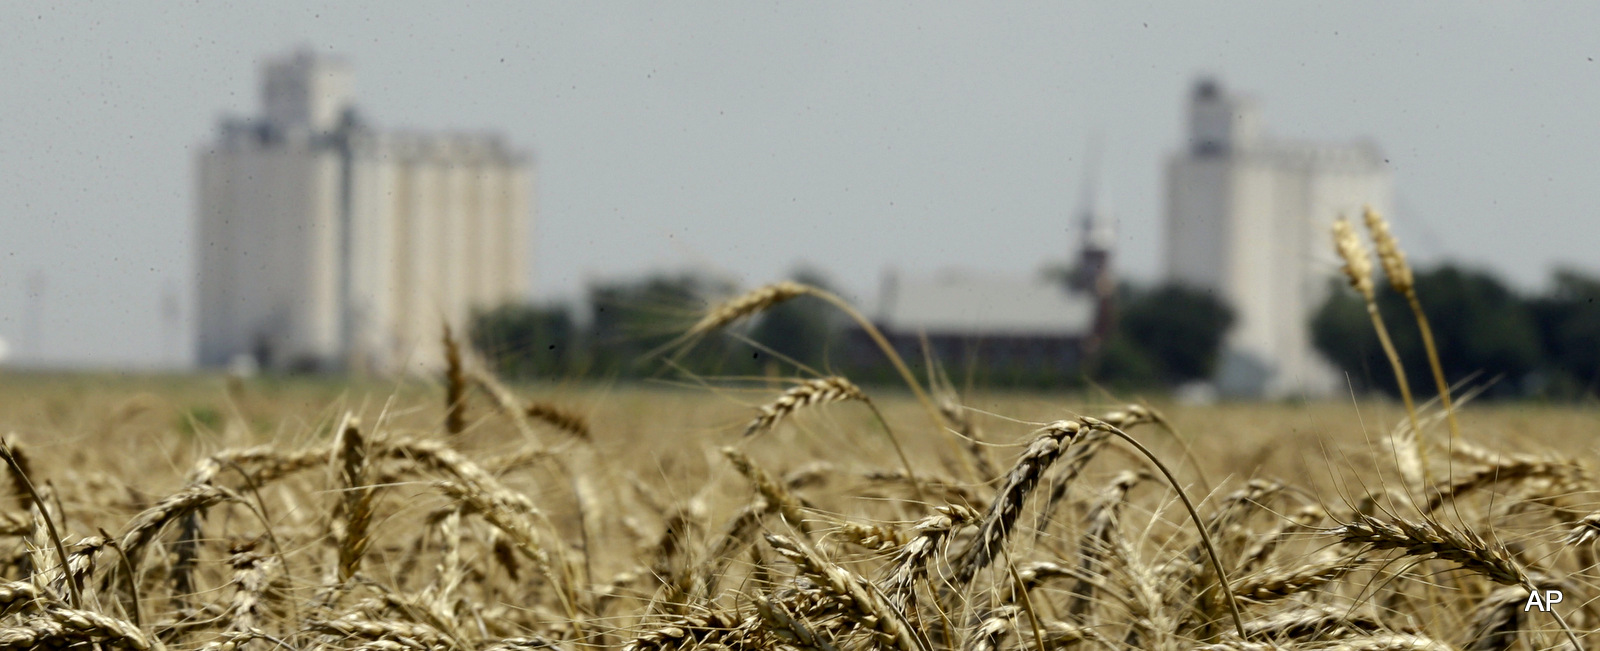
[
  {"x1": 0, "y1": 365, "x2": 1593, "y2": 651},
  {"x1": 0, "y1": 211, "x2": 1595, "y2": 650}
]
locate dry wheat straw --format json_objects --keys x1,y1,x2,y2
[
  {"x1": 479, "y1": 636, "x2": 567, "y2": 651},
  {"x1": 0, "y1": 512, "x2": 28, "y2": 537},
  {"x1": 862, "y1": 470, "x2": 981, "y2": 506},
  {"x1": 1236, "y1": 506, "x2": 1323, "y2": 572},
  {"x1": 431, "y1": 480, "x2": 552, "y2": 578},
  {"x1": 835, "y1": 520, "x2": 906, "y2": 552},
  {"x1": 1039, "y1": 620, "x2": 1112, "y2": 650},
  {"x1": 120, "y1": 483, "x2": 234, "y2": 561},
  {"x1": 1324, "y1": 634, "x2": 1456, "y2": 650},
  {"x1": 756, "y1": 595, "x2": 841, "y2": 651},
  {"x1": 0, "y1": 608, "x2": 154, "y2": 650},
  {"x1": 431, "y1": 477, "x2": 586, "y2": 638},
  {"x1": 622, "y1": 610, "x2": 752, "y2": 651},
  {"x1": 965, "y1": 605, "x2": 1017, "y2": 651},
  {"x1": 1334, "y1": 513, "x2": 1523, "y2": 586},
  {"x1": 189, "y1": 446, "x2": 325, "y2": 486},
  {"x1": 0, "y1": 440, "x2": 76, "y2": 609},
  {"x1": 722, "y1": 448, "x2": 813, "y2": 536},
  {"x1": 1241, "y1": 604, "x2": 1382, "y2": 641},
  {"x1": 200, "y1": 629, "x2": 268, "y2": 651},
  {"x1": 693, "y1": 502, "x2": 767, "y2": 599},
  {"x1": 1464, "y1": 586, "x2": 1527, "y2": 651},
  {"x1": 1206, "y1": 479, "x2": 1284, "y2": 540},
  {"x1": 1230, "y1": 553, "x2": 1366, "y2": 604},
  {"x1": 765, "y1": 533, "x2": 922, "y2": 651},
  {"x1": 223, "y1": 543, "x2": 278, "y2": 644},
  {"x1": 881, "y1": 505, "x2": 979, "y2": 613},
  {"x1": 310, "y1": 614, "x2": 452, "y2": 650},
  {"x1": 1067, "y1": 470, "x2": 1147, "y2": 615},
  {"x1": 1422, "y1": 458, "x2": 1569, "y2": 514},
  {"x1": 783, "y1": 461, "x2": 834, "y2": 490},
  {"x1": 57, "y1": 536, "x2": 106, "y2": 603},
  {"x1": 675, "y1": 281, "x2": 946, "y2": 435},
  {"x1": 0, "y1": 580, "x2": 44, "y2": 613},
  {"x1": 2, "y1": 445, "x2": 34, "y2": 512},
  {"x1": 1037, "y1": 406, "x2": 1153, "y2": 533},
  {"x1": 742, "y1": 374, "x2": 934, "y2": 502},
  {"x1": 1566, "y1": 512, "x2": 1600, "y2": 545},
  {"x1": 951, "y1": 419, "x2": 1085, "y2": 588},
  {"x1": 937, "y1": 392, "x2": 997, "y2": 482}
]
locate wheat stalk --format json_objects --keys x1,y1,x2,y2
[
  {"x1": 1335, "y1": 216, "x2": 1423, "y2": 440},
  {"x1": 309, "y1": 614, "x2": 452, "y2": 650},
  {"x1": 5, "y1": 608, "x2": 154, "y2": 650},
  {"x1": 443, "y1": 322, "x2": 467, "y2": 436},
  {"x1": 1066, "y1": 470, "x2": 1148, "y2": 616},
  {"x1": 687, "y1": 281, "x2": 812, "y2": 338},
  {"x1": 1365, "y1": 206, "x2": 1460, "y2": 444},
  {"x1": 222, "y1": 542, "x2": 279, "y2": 646},
  {"x1": 880, "y1": 505, "x2": 979, "y2": 613},
  {"x1": 722, "y1": 448, "x2": 813, "y2": 536},
  {"x1": 523, "y1": 402, "x2": 591, "y2": 440},
  {"x1": 743, "y1": 377, "x2": 868, "y2": 437},
  {"x1": 1230, "y1": 553, "x2": 1367, "y2": 604},
  {"x1": 765, "y1": 533, "x2": 922, "y2": 651},
  {"x1": 1464, "y1": 586, "x2": 1528, "y2": 651},
  {"x1": 1036, "y1": 405, "x2": 1153, "y2": 533},
  {"x1": 1334, "y1": 513, "x2": 1523, "y2": 585},
  {"x1": 1241, "y1": 604, "x2": 1382, "y2": 642},
  {"x1": 950, "y1": 419, "x2": 1085, "y2": 589},
  {"x1": 335, "y1": 414, "x2": 374, "y2": 583}
]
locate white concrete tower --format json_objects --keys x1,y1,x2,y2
[
  {"x1": 196, "y1": 48, "x2": 533, "y2": 374},
  {"x1": 1165, "y1": 78, "x2": 1392, "y2": 397}
]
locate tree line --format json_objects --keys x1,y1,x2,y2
[
  {"x1": 469, "y1": 269, "x2": 1236, "y2": 390},
  {"x1": 1313, "y1": 265, "x2": 1600, "y2": 399},
  {"x1": 470, "y1": 264, "x2": 1600, "y2": 399}
]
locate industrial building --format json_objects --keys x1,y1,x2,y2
[
  {"x1": 195, "y1": 48, "x2": 533, "y2": 374},
  {"x1": 1165, "y1": 78, "x2": 1392, "y2": 397}
]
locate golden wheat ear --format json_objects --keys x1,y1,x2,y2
[
  {"x1": 741, "y1": 376, "x2": 867, "y2": 437},
  {"x1": 442, "y1": 321, "x2": 467, "y2": 435},
  {"x1": 1334, "y1": 215, "x2": 1427, "y2": 491},
  {"x1": 333, "y1": 414, "x2": 372, "y2": 583},
  {"x1": 641, "y1": 281, "x2": 814, "y2": 364},
  {"x1": 1364, "y1": 206, "x2": 1460, "y2": 443}
]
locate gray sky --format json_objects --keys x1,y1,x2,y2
[{"x1": 3, "y1": 2, "x2": 1597, "y2": 368}]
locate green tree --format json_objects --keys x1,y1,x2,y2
[
  {"x1": 470, "y1": 303, "x2": 579, "y2": 379},
  {"x1": 1086, "y1": 333, "x2": 1163, "y2": 389},
  {"x1": 1528, "y1": 269, "x2": 1600, "y2": 397},
  {"x1": 1114, "y1": 284, "x2": 1235, "y2": 385},
  {"x1": 1312, "y1": 265, "x2": 1542, "y2": 398},
  {"x1": 586, "y1": 272, "x2": 756, "y2": 378}
]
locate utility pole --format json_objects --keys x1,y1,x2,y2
[
  {"x1": 24, "y1": 272, "x2": 46, "y2": 364},
  {"x1": 161, "y1": 280, "x2": 181, "y2": 368}
]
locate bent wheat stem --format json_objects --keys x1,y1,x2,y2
[{"x1": 1094, "y1": 420, "x2": 1248, "y2": 640}]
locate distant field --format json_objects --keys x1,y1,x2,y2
[{"x1": 0, "y1": 370, "x2": 1594, "y2": 649}]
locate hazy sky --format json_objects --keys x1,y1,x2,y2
[{"x1": 3, "y1": 3, "x2": 1597, "y2": 368}]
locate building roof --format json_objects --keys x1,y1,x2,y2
[{"x1": 877, "y1": 271, "x2": 1095, "y2": 338}]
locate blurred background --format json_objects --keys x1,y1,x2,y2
[{"x1": 2, "y1": 3, "x2": 1597, "y2": 399}]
